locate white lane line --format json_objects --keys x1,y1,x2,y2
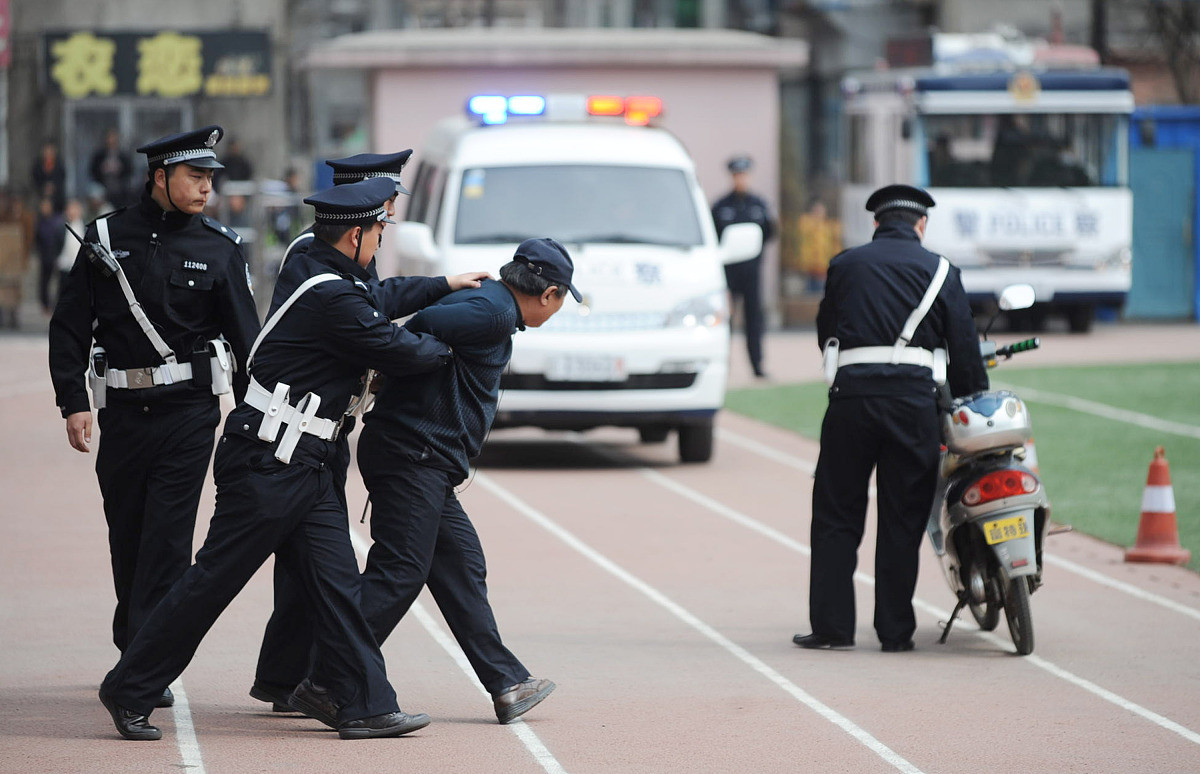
[
  {"x1": 715, "y1": 428, "x2": 876, "y2": 498},
  {"x1": 719, "y1": 426, "x2": 1200, "y2": 623},
  {"x1": 345, "y1": 527, "x2": 567, "y2": 774},
  {"x1": 997, "y1": 382, "x2": 1200, "y2": 440},
  {"x1": 636, "y1": 464, "x2": 1200, "y2": 748},
  {"x1": 169, "y1": 678, "x2": 206, "y2": 773},
  {"x1": 474, "y1": 472, "x2": 926, "y2": 774}
]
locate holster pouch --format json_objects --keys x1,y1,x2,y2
[
  {"x1": 257, "y1": 381, "x2": 291, "y2": 443},
  {"x1": 208, "y1": 337, "x2": 234, "y2": 396},
  {"x1": 931, "y1": 348, "x2": 948, "y2": 386},
  {"x1": 190, "y1": 341, "x2": 213, "y2": 390},
  {"x1": 275, "y1": 392, "x2": 321, "y2": 464},
  {"x1": 88, "y1": 346, "x2": 107, "y2": 409},
  {"x1": 822, "y1": 338, "x2": 840, "y2": 386}
]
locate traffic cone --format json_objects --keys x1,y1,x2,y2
[{"x1": 1125, "y1": 446, "x2": 1191, "y2": 565}]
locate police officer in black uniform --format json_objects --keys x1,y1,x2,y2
[
  {"x1": 98, "y1": 177, "x2": 452, "y2": 742},
  {"x1": 794, "y1": 185, "x2": 988, "y2": 653},
  {"x1": 249, "y1": 151, "x2": 489, "y2": 714},
  {"x1": 49, "y1": 126, "x2": 259, "y2": 708},
  {"x1": 711, "y1": 155, "x2": 776, "y2": 378}
]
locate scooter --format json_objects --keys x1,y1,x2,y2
[{"x1": 926, "y1": 284, "x2": 1052, "y2": 656}]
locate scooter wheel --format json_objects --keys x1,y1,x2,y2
[
  {"x1": 1003, "y1": 577, "x2": 1034, "y2": 655},
  {"x1": 969, "y1": 598, "x2": 1000, "y2": 632}
]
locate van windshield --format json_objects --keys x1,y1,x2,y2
[{"x1": 454, "y1": 165, "x2": 704, "y2": 247}]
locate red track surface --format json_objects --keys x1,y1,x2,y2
[{"x1": 3, "y1": 325, "x2": 1199, "y2": 773}]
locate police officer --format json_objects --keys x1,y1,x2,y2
[
  {"x1": 98, "y1": 177, "x2": 452, "y2": 742},
  {"x1": 711, "y1": 155, "x2": 776, "y2": 378},
  {"x1": 49, "y1": 126, "x2": 260, "y2": 708},
  {"x1": 794, "y1": 185, "x2": 988, "y2": 653},
  {"x1": 249, "y1": 151, "x2": 489, "y2": 714}
]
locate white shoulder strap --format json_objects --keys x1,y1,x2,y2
[
  {"x1": 98, "y1": 217, "x2": 177, "y2": 364},
  {"x1": 892, "y1": 256, "x2": 950, "y2": 363},
  {"x1": 278, "y1": 232, "x2": 315, "y2": 276},
  {"x1": 248, "y1": 273, "x2": 342, "y2": 368}
]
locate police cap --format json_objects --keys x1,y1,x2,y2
[
  {"x1": 137, "y1": 125, "x2": 225, "y2": 170},
  {"x1": 513, "y1": 237, "x2": 582, "y2": 302},
  {"x1": 326, "y1": 150, "x2": 413, "y2": 195},
  {"x1": 727, "y1": 155, "x2": 753, "y2": 173},
  {"x1": 865, "y1": 184, "x2": 936, "y2": 217},
  {"x1": 304, "y1": 177, "x2": 398, "y2": 226}
]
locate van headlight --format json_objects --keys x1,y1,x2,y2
[{"x1": 665, "y1": 290, "x2": 728, "y2": 328}]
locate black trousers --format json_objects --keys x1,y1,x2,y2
[
  {"x1": 100, "y1": 433, "x2": 399, "y2": 722},
  {"x1": 724, "y1": 257, "x2": 764, "y2": 374},
  {"x1": 351, "y1": 427, "x2": 528, "y2": 696},
  {"x1": 95, "y1": 400, "x2": 220, "y2": 652},
  {"x1": 809, "y1": 392, "x2": 940, "y2": 645},
  {"x1": 254, "y1": 437, "x2": 352, "y2": 692}
]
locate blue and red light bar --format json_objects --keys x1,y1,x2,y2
[{"x1": 467, "y1": 94, "x2": 663, "y2": 126}]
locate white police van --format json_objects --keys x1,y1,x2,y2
[{"x1": 392, "y1": 93, "x2": 762, "y2": 463}]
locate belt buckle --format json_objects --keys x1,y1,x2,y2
[
  {"x1": 131, "y1": 367, "x2": 155, "y2": 388},
  {"x1": 331, "y1": 415, "x2": 346, "y2": 442}
]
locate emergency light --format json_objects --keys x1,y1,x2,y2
[{"x1": 467, "y1": 93, "x2": 662, "y2": 126}]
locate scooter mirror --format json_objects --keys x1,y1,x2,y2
[{"x1": 998, "y1": 284, "x2": 1036, "y2": 312}]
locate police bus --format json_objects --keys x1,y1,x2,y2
[{"x1": 839, "y1": 50, "x2": 1134, "y2": 332}]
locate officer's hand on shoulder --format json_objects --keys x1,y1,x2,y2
[{"x1": 447, "y1": 271, "x2": 492, "y2": 291}]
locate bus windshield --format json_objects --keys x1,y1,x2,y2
[
  {"x1": 454, "y1": 165, "x2": 705, "y2": 247},
  {"x1": 920, "y1": 113, "x2": 1126, "y2": 188}
]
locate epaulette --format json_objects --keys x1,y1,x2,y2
[{"x1": 200, "y1": 214, "x2": 243, "y2": 245}]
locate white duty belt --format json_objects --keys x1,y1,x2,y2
[
  {"x1": 823, "y1": 256, "x2": 951, "y2": 386},
  {"x1": 244, "y1": 272, "x2": 356, "y2": 463},
  {"x1": 95, "y1": 218, "x2": 190, "y2": 386}
]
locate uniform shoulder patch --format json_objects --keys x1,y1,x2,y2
[{"x1": 200, "y1": 214, "x2": 243, "y2": 245}]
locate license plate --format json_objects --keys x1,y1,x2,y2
[
  {"x1": 983, "y1": 515, "x2": 1030, "y2": 545},
  {"x1": 546, "y1": 355, "x2": 626, "y2": 382}
]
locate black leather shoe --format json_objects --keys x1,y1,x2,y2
[
  {"x1": 881, "y1": 640, "x2": 915, "y2": 653},
  {"x1": 793, "y1": 633, "x2": 855, "y2": 650},
  {"x1": 156, "y1": 687, "x2": 174, "y2": 708},
  {"x1": 493, "y1": 678, "x2": 556, "y2": 724},
  {"x1": 99, "y1": 689, "x2": 161, "y2": 741},
  {"x1": 288, "y1": 678, "x2": 340, "y2": 729},
  {"x1": 337, "y1": 711, "x2": 431, "y2": 739},
  {"x1": 249, "y1": 681, "x2": 298, "y2": 713}
]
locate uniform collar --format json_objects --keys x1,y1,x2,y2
[
  {"x1": 495, "y1": 279, "x2": 526, "y2": 331},
  {"x1": 872, "y1": 222, "x2": 921, "y2": 242},
  {"x1": 307, "y1": 236, "x2": 373, "y2": 281},
  {"x1": 137, "y1": 186, "x2": 194, "y2": 228}
]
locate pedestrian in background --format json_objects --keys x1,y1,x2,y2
[
  {"x1": 795, "y1": 184, "x2": 987, "y2": 653},
  {"x1": 33, "y1": 197, "x2": 65, "y2": 315},
  {"x1": 711, "y1": 155, "x2": 776, "y2": 378},
  {"x1": 32, "y1": 141, "x2": 66, "y2": 214},
  {"x1": 89, "y1": 128, "x2": 133, "y2": 207}
]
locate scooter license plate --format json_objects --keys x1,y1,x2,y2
[{"x1": 984, "y1": 515, "x2": 1030, "y2": 545}]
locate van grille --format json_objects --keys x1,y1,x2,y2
[{"x1": 984, "y1": 250, "x2": 1069, "y2": 267}]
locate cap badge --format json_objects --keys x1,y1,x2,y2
[{"x1": 206, "y1": 130, "x2": 219, "y2": 148}]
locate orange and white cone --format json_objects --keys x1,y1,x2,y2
[{"x1": 1125, "y1": 446, "x2": 1190, "y2": 565}]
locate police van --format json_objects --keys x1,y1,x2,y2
[{"x1": 392, "y1": 94, "x2": 762, "y2": 463}]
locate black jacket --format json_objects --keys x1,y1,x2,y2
[
  {"x1": 223, "y1": 238, "x2": 452, "y2": 465},
  {"x1": 48, "y1": 190, "x2": 261, "y2": 416},
  {"x1": 711, "y1": 190, "x2": 776, "y2": 262},
  {"x1": 817, "y1": 221, "x2": 988, "y2": 399}
]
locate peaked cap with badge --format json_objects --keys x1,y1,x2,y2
[
  {"x1": 327, "y1": 151, "x2": 413, "y2": 195},
  {"x1": 304, "y1": 177, "x2": 398, "y2": 225},
  {"x1": 137, "y1": 125, "x2": 225, "y2": 170}
]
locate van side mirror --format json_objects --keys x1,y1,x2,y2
[
  {"x1": 393, "y1": 221, "x2": 438, "y2": 264},
  {"x1": 718, "y1": 222, "x2": 763, "y2": 265},
  {"x1": 998, "y1": 284, "x2": 1036, "y2": 311}
]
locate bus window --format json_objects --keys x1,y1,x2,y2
[
  {"x1": 847, "y1": 115, "x2": 871, "y2": 184},
  {"x1": 922, "y1": 113, "x2": 1125, "y2": 188}
]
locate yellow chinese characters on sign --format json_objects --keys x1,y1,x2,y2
[
  {"x1": 137, "y1": 31, "x2": 203, "y2": 98},
  {"x1": 50, "y1": 32, "x2": 117, "y2": 98}
]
